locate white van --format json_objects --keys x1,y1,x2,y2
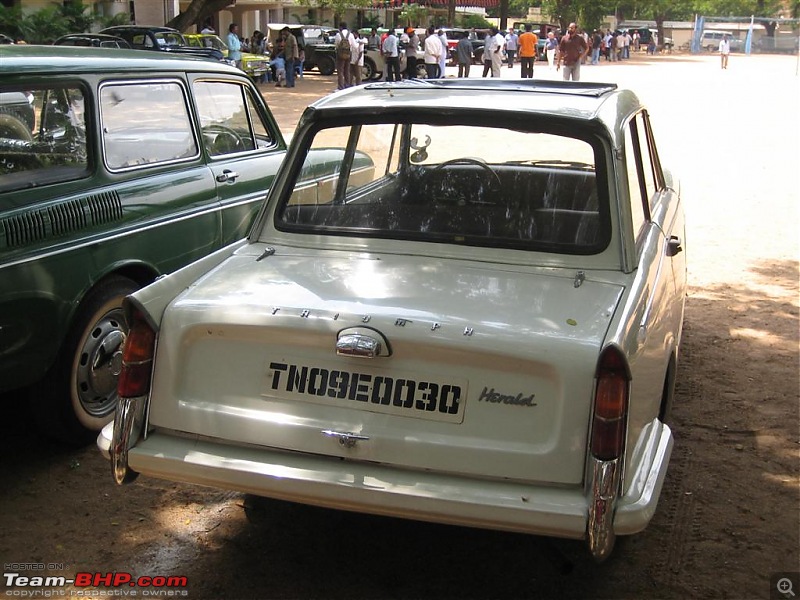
[{"x1": 702, "y1": 30, "x2": 743, "y2": 52}]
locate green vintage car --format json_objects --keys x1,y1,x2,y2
[
  {"x1": 184, "y1": 33, "x2": 270, "y2": 80},
  {"x1": 0, "y1": 46, "x2": 349, "y2": 443}
]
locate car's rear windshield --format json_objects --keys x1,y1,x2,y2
[{"x1": 273, "y1": 121, "x2": 611, "y2": 254}]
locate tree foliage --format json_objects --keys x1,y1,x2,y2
[
  {"x1": 459, "y1": 13, "x2": 492, "y2": 28},
  {"x1": 0, "y1": 5, "x2": 24, "y2": 41},
  {"x1": 398, "y1": 3, "x2": 429, "y2": 27},
  {"x1": 0, "y1": 0, "x2": 96, "y2": 43}
]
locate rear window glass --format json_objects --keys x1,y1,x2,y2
[
  {"x1": 0, "y1": 86, "x2": 89, "y2": 192},
  {"x1": 274, "y1": 122, "x2": 609, "y2": 254}
]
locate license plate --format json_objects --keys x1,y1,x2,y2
[{"x1": 264, "y1": 356, "x2": 468, "y2": 424}]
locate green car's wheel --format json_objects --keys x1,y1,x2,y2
[{"x1": 32, "y1": 275, "x2": 140, "y2": 444}]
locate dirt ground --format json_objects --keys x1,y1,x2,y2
[{"x1": 1, "y1": 52, "x2": 798, "y2": 600}]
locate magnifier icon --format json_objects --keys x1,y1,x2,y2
[{"x1": 777, "y1": 578, "x2": 796, "y2": 597}]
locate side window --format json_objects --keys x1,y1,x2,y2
[
  {"x1": 193, "y1": 81, "x2": 273, "y2": 157},
  {"x1": 0, "y1": 86, "x2": 89, "y2": 192},
  {"x1": 624, "y1": 112, "x2": 658, "y2": 240},
  {"x1": 636, "y1": 113, "x2": 659, "y2": 209},
  {"x1": 286, "y1": 124, "x2": 396, "y2": 207},
  {"x1": 100, "y1": 81, "x2": 198, "y2": 171}
]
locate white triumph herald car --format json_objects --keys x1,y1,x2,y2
[{"x1": 100, "y1": 79, "x2": 686, "y2": 561}]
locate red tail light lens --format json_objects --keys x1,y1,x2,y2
[
  {"x1": 118, "y1": 309, "x2": 156, "y2": 398},
  {"x1": 591, "y1": 346, "x2": 630, "y2": 460}
]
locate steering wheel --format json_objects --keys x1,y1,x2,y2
[
  {"x1": 203, "y1": 124, "x2": 247, "y2": 155},
  {"x1": 432, "y1": 157, "x2": 501, "y2": 192}
]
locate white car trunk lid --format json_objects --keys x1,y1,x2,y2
[{"x1": 147, "y1": 247, "x2": 623, "y2": 486}]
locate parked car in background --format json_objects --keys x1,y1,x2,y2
[
  {"x1": 102, "y1": 79, "x2": 687, "y2": 561},
  {"x1": 0, "y1": 45, "x2": 293, "y2": 443},
  {"x1": 183, "y1": 33, "x2": 269, "y2": 80},
  {"x1": 100, "y1": 25, "x2": 225, "y2": 62},
  {"x1": 701, "y1": 30, "x2": 743, "y2": 52},
  {"x1": 440, "y1": 27, "x2": 488, "y2": 64},
  {"x1": 54, "y1": 33, "x2": 132, "y2": 49},
  {"x1": 363, "y1": 45, "x2": 426, "y2": 80},
  {"x1": 285, "y1": 24, "x2": 335, "y2": 76}
]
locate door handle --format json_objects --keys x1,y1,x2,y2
[
  {"x1": 216, "y1": 170, "x2": 239, "y2": 183},
  {"x1": 666, "y1": 235, "x2": 682, "y2": 257}
]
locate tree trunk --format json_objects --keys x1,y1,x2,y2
[
  {"x1": 654, "y1": 13, "x2": 665, "y2": 49},
  {"x1": 498, "y1": 0, "x2": 508, "y2": 31},
  {"x1": 166, "y1": 0, "x2": 234, "y2": 33}
]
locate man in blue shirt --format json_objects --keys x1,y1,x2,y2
[{"x1": 227, "y1": 23, "x2": 242, "y2": 69}]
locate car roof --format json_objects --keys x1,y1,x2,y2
[
  {"x1": 266, "y1": 23, "x2": 303, "y2": 32},
  {"x1": 102, "y1": 25, "x2": 180, "y2": 33},
  {"x1": 0, "y1": 44, "x2": 242, "y2": 75},
  {"x1": 308, "y1": 79, "x2": 637, "y2": 123},
  {"x1": 54, "y1": 33, "x2": 132, "y2": 47}
]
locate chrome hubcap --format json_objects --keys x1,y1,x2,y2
[{"x1": 75, "y1": 309, "x2": 127, "y2": 418}]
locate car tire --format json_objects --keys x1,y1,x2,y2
[
  {"x1": 415, "y1": 63, "x2": 428, "y2": 79},
  {"x1": 0, "y1": 113, "x2": 32, "y2": 142},
  {"x1": 473, "y1": 49, "x2": 483, "y2": 64},
  {"x1": 31, "y1": 275, "x2": 140, "y2": 445},
  {"x1": 362, "y1": 56, "x2": 377, "y2": 81},
  {"x1": 658, "y1": 355, "x2": 678, "y2": 423},
  {"x1": 317, "y1": 55, "x2": 335, "y2": 76}
]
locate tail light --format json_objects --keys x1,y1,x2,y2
[
  {"x1": 590, "y1": 346, "x2": 630, "y2": 460},
  {"x1": 118, "y1": 309, "x2": 156, "y2": 398}
]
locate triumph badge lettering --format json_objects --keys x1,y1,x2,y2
[
  {"x1": 477, "y1": 386, "x2": 537, "y2": 407},
  {"x1": 268, "y1": 360, "x2": 463, "y2": 418}
]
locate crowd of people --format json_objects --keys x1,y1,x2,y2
[{"x1": 216, "y1": 19, "x2": 666, "y2": 89}]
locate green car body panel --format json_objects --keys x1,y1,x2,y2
[{"x1": 0, "y1": 46, "x2": 323, "y2": 439}]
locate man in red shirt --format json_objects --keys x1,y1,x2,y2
[
  {"x1": 556, "y1": 23, "x2": 589, "y2": 81},
  {"x1": 517, "y1": 24, "x2": 538, "y2": 78}
]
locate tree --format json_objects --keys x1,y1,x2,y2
[
  {"x1": 399, "y1": 3, "x2": 429, "y2": 27},
  {"x1": 539, "y1": 0, "x2": 618, "y2": 30},
  {"x1": 294, "y1": 0, "x2": 375, "y2": 28},
  {"x1": 460, "y1": 13, "x2": 492, "y2": 28},
  {"x1": 167, "y1": 0, "x2": 240, "y2": 33},
  {"x1": 61, "y1": 0, "x2": 95, "y2": 33},
  {"x1": 0, "y1": 5, "x2": 24, "y2": 41},
  {"x1": 166, "y1": 0, "x2": 372, "y2": 32}
]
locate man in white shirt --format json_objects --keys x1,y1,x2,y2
[
  {"x1": 505, "y1": 28, "x2": 518, "y2": 67},
  {"x1": 491, "y1": 27, "x2": 504, "y2": 77},
  {"x1": 350, "y1": 31, "x2": 366, "y2": 85},
  {"x1": 438, "y1": 29, "x2": 448, "y2": 78},
  {"x1": 334, "y1": 23, "x2": 352, "y2": 89},
  {"x1": 423, "y1": 26, "x2": 443, "y2": 79},
  {"x1": 719, "y1": 34, "x2": 731, "y2": 69}
]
